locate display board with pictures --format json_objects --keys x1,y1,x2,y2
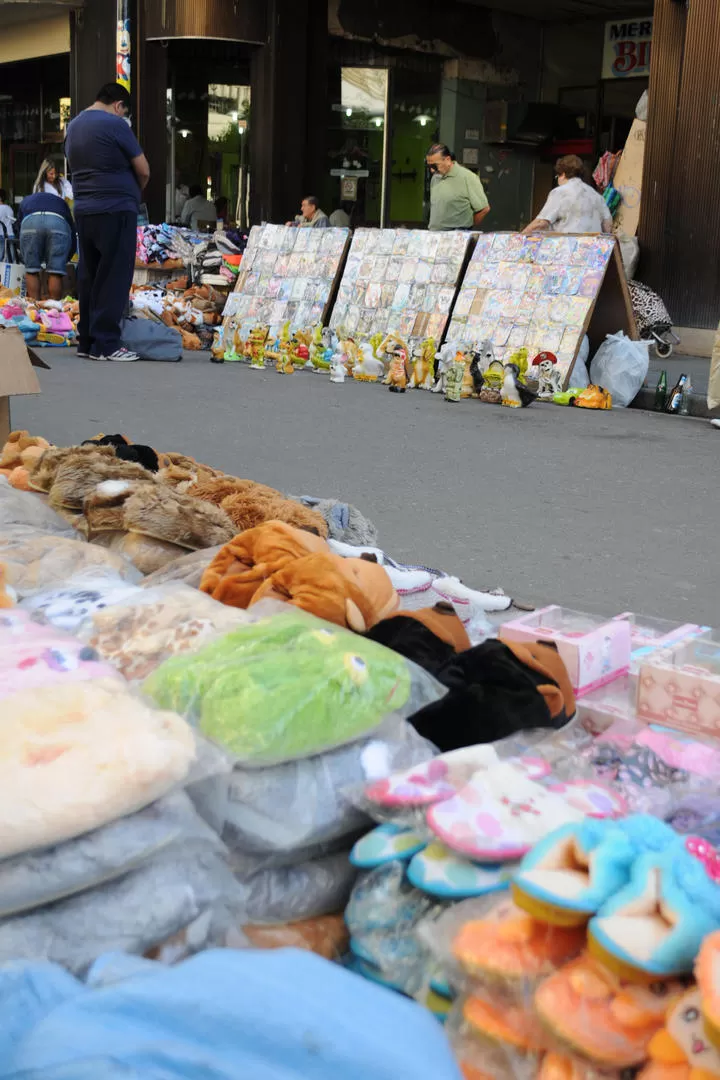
[
  {"x1": 329, "y1": 228, "x2": 471, "y2": 345},
  {"x1": 446, "y1": 233, "x2": 629, "y2": 387},
  {"x1": 222, "y1": 223, "x2": 350, "y2": 332}
]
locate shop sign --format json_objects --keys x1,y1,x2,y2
[{"x1": 602, "y1": 17, "x2": 653, "y2": 79}]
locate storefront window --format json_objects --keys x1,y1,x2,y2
[
  {"x1": 327, "y1": 67, "x2": 388, "y2": 225},
  {"x1": 207, "y1": 84, "x2": 251, "y2": 228}
]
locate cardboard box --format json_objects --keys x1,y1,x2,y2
[
  {"x1": 612, "y1": 118, "x2": 646, "y2": 238},
  {"x1": 1, "y1": 262, "x2": 26, "y2": 298},
  {"x1": 0, "y1": 327, "x2": 48, "y2": 442},
  {"x1": 500, "y1": 605, "x2": 632, "y2": 696},
  {"x1": 637, "y1": 639, "x2": 720, "y2": 739}
]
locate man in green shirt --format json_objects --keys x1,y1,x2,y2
[{"x1": 426, "y1": 144, "x2": 490, "y2": 231}]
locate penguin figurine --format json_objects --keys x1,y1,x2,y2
[{"x1": 501, "y1": 363, "x2": 537, "y2": 408}]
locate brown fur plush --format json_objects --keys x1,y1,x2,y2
[
  {"x1": 220, "y1": 490, "x2": 328, "y2": 537},
  {"x1": 117, "y1": 532, "x2": 192, "y2": 575},
  {"x1": 82, "y1": 478, "x2": 150, "y2": 534},
  {"x1": 249, "y1": 552, "x2": 398, "y2": 632},
  {"x1": 188, "y1": 476, "x2": 255, "y2": 507},
  {"x1": 0, "y1": 430, "x2": 51, "y2": 472},
  {"x1": 28, "y1": 444, "x2": 116, "y2": 492},
  {"x1": 158, "y1": 452, "x2": 222, "y2": 483},
  {"x1": 48, "y1": 458, "x2": 153, "y2": 511},
  {"x1": 200, "y1": 521, "x2": 328, "y2": 608},
  {"x1": 157, "y1": 465, "x2": 198, "y2": 493},
  {"x1": 123, "y1": 484, "x2": 235, "y2": 550}
]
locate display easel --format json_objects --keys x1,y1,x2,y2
[{"x1": 444, "y1": 232, "x2": 637, "y2": 389}]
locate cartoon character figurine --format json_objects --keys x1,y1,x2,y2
[
  {"x1": 291, "y1": 329, "x2": 311, "y2": 371},
  {"x1": 354, "y1": 342, "x2": 385, "y2": 382},
  {"x1": 532, "y1": 351, "x2": 563, "y2": 400},
  {"x1": 479, "y1": 355, "x2": 506, "y2": 404},
  {"x1": 639, "y1": 988, "x2": 720, "y2": 1080},
  {"x1": 309, "y1": 325, "x2": 332, "y2": 372},
  {"x1": 246, "y1": 325, "x2": 269, "y2": 369},
  {"x1": 387, "y1": 347, "x2": 410, "y2": 393},
  {"x1": 275, "y1": 322, "x2": 294, "y2": 374},
  {"x1": 223, "y1": 320, "x2": 243, "y2": 362},
  {"x1": 329, "y1": 356, "x2": 346, "y2": 383},
  {"x1": 469, "y1": 351, "x2": 485, "y2": 396},
  {"x1": 506, "y1": 346, "x2": 529, "y2": 382},
  {"x1": 211, "y1": 328, "x2": 226, "y2": 364},
  {"x1": 432, "y1": 342, "x2": 456, "y2": 394},
  {"x1": 378, "y1": 333, "x2": 409, "y2": 384},
  {"x1": 408, "y1": 337, "x2": 437, "y2": 390},
  {"x1": 445, "y1": 356, "x2": 466, "y2": 403},
  {"x1": 501, "y1": 363, "x2": 537, "y2": 408}
]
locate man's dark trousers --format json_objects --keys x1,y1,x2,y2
[{"x1": 76, "y1": 210, "x2": 136, "y2": 357}]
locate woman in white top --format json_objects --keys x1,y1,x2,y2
[
  {"x1": 33, "y1": 159, "x2": 73, "y2": 202},
  {"x1": 0, "y1": 188, "x2": 14, "y2": 239},
  {"x1": 523, "y1": 155, "x2": 612, "y2": 236}
]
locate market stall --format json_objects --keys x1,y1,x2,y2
[{"x1": 0, "y1": 426, "x2": 718, "y2": 1075}]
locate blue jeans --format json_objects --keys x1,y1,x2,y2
[{"x1": 19, "y1": 212, "x2": 72, "y2": 274}]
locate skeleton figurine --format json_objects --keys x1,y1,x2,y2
[
  {"x1": 531, "y1": 351, "x2": 563, "y2": 400},
  {"x1": 445, "y1": 353, "x2": 466, "y2": 403}
]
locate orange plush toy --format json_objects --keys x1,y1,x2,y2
[
  {"x1": 639, "y1": 988, "x2": 720, "y2": 1080},
  {"x1": 0, "y1": 430, "x2": 51, "y2": 475},
  {"x1": 200, "y1": 521, "x2": 329, "y2": 609},
  {"x1": 249, "y1": 552, "x2": 398, "y2": 632},
  {"x1": 190, "y1": 475, "x2": 329, "y2": 538}
]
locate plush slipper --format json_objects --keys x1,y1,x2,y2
[
  {"x1": 639, "y1": 988, "x2": 720, "y2": 1080},
  {"x1": 28, "y1": 444, "x2": 116, "y2": 493},
  {"x1": 535, "y1": 955, "x2": 689, "y2": 1068},
  {"x1": 512, "y1": 815, "x2": 676, "y2": 927},
  {"x1": 415, "y1": 982, "x2": 452, "y2": 1022},
  {"x1": 452, "y1": 897, "x2": 586, "y2": 986},
  {"x1": 427, "y1": 763, "x2": 620, "y2": 863},
  {"x1": 200, "y1": 521, "x2": 328, "y2": 609},
  {"x1": 407, "y1": 840, "x2": 514, "y2": 899},
  {"x1": 365, "y1": 745, "x2": 501, "y2": 809},
  {"x1": 49, "y1": 458, "x2": 153, "y2": 512},
  {"x1": 345, "y1": 862, "x2": 435, "y2": 936},
  {"x1": 349, "y1": 824, "x2": 427, "y2": 869},
  {"x1": 589, "y1": 837, "x2": 720, "y2": 978},
  {"x1": 696, "y1": 931, "x2": 720, "y2": 1051},
  {"x1": 462, "y1": 994, "x2": 548, "y2": 1053}
]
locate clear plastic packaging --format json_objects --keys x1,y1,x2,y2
[
  {"x1": 239, "y1": 913, "x2": 349, "y2": 959},
  {"x1": 81, "y1": 582, "x2": 254, "y2": 682},
  {"x1": 19, "y1": 572, "x2": 143, "y2": 632},
  {"x1": 446, "y1": 1002, "x2": 546, "y2": 1080},
  {"x1": 231, "y1": 850, "x2": 357, "y2": 924},
  {"x1": 0, "y1": 477, "x2": 76, "y2": 535},
  {"x1": 0, "y1": 526, "x2": 141, "y2": 596},
  {"x1": 0, "y1": 676, "x2": 197, "y2": 859},
  {"x1": 143, "y1": 604, "x2": 445, "y2": 767},
  {"x1": 188, "y1": 715, "x2": 436, "y2": 857},
  {"x1": 141, "y1": 545, "x2": 223, "y2": 589},
  {"x1": 0, "y1": 848, "x2": 244, "y2": 975},
  {"x1": 0, "y1": 789, "x2": 223, "y2": 918}
]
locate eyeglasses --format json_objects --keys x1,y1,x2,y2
[{"x1": 427, "y1": 163, "x2": 439, "y2": 174}]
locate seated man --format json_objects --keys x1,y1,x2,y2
[
  {"x1": 287, "y1": 195, "x2": 328, "y2": 228},
  {"x1": 180, "y1": 184, "x2": 217, "y2": 229}
]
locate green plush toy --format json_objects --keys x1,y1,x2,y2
[{"x1": 142, "y1": 611, "x2": 412, "y2": 765}]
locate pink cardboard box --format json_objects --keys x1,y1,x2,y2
[
  {"x1": 637, "y1": 638, "x2": 720, "y2": 739},
  {"x1": 500, "y1": 605, "x2": 632, "y2": 697}
]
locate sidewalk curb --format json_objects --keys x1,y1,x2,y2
[{"x1": 630, "y1": 387, "x2": 709, "y2": 418}]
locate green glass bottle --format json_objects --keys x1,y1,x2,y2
[{"x1": 654, "y1": 370, "x2": 668, "y2": 412}]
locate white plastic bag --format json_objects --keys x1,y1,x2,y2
[
  {"x1": 569, "y1": 336, "x2": 590, "y2": 389},
  {"x1": 589, "y1": 331, "x2": 649, "y2": 407},
  {"x1": 618, "y1": 234, "x2": 640, "y2": 279}
]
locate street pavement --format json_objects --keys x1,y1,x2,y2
[{"x1": 14, "y1": 348, "x2": 720, "y2": 626}]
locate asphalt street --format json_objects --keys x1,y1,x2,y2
[{"x1": 14, "y1": 349, "x2": 719, "y2": 625}]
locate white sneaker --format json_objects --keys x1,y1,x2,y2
[
  {"x1": 90, "y1": 348, "x2": 139, "y2": 362},
  {"x1": 711, "y1": 419, "x2": 720, "y2": 429}
]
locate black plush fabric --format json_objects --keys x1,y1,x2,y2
[
  {"x1": 81, "y1": 436, "x2": 159, "y2": 473},
  {"x1": 82, "y1": 434, "x2": 129, "y2": 448},
  {"x1": 366, "y1": 619, "x2": 566, "y2": 752}
]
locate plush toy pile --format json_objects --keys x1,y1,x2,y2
[
  {"x1": 2, "y1": 424, "x2": 719, "y2": 1078},
  {"x1": 131, "y1": 281, "x2": 226, "y2": 350},
  {"x1": 0, "y1": 297, "x2": 79, "y2": 347}
]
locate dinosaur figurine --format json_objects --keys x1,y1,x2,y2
[
  {"x1": 408, "y1": 337, "x2": 437, "y2": 390},
  {"x1": 501, "y1": 362, "x2": 537, "y2": 408}
]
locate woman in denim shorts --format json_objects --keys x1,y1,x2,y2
[{"x1": 16, "y1": 190, "x2": 76, "y2": 300}]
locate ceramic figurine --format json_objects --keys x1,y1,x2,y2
[
  {"x1": 531, "y1": 351, "x2": 563, "y2": 399},
  {"x1": 501, "y1": 363, "x2": 537, "y2": 408},
  {"x1": 291, "y1": 329, "x2": 311, "y2": 370},
  {"x1": 222, "y1": 319, "x2": 242, "y2": 362},
  {"x1": 329, "y1": 356, "x2": 346, "y2": 383},
  {"x1": 506, "y1": 346, "x2": 529, "y2": 381},
  {"x1": 408, "y1": 337, "x2": 437, "y2": 390},
  {"x1": 387, "y1": 347, "x2": 410, "y2": 393},
  {"x1": 445, "y1": 357, "x2": 465, "y2": 403},
  {"x1": 246, "y1": 324, "x2": 269, "y2": 369},
  {"x1": 309, "y1": 325, "x2": 332, "y2": 372},
  {"x1": 459, "y1": 347, "x2": 475, "y2": 398},
  {"x1": 432, "y1": 342, "x2": 455, "y2": 394},
  {"x1": 378, "y1": 332, "x2": 409, "y2": 383},
  {"x1": 210, "y1": 328, "x2": 226, "y2": 364},
  {"x1": 369, "y1": 331, "x2": 385, "y2": 362},
  {"x1": 354, "y1": 342, "x2": 385, "y2": 382},
  {"x1": 469, "y1": 351, "x2": 485, "y2": 396},
  {"x1": 275, "y1": 322, "x2": 294, "y2": 373}
]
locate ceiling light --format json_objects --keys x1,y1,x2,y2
[
  {"x1": 179, "y1": 128, "x2": 191, "y2": 138},
  {"x1": 345, "y1": 107, "x2": 352, "y2": 117},
  {"x1": 416, "y1": 114, "x2": 431, "y2": 127}
]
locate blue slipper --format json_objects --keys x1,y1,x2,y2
[
  {"x1": 512, "y1": 814, "x2": 676, "y2": 926},
  {"x1": 350, "y1": 824, "x2": 427, "y2": 870},
  {"x1": 407, "y1": 840, "x2": 514, "y2": 899},
  {"x1": 589, "y1": 835, "x2": 720, "y2": 977}
]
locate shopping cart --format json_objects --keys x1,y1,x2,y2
[{"x1": 628, "y1": 279, "x2": 681, "y2": 359}]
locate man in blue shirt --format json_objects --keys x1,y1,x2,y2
[{"x1": 65, "y1": 82, "x2": 150, "y2": 362}]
